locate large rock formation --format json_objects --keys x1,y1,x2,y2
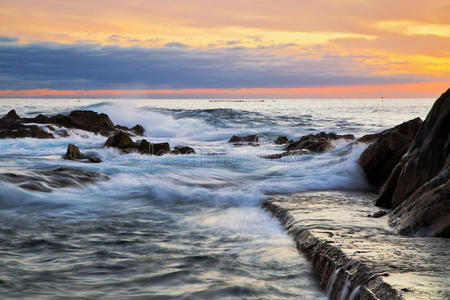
[
  {"x1": 358, "y1": 118, "x2": 422, "y2": 187},
  {"x1": 375, "y1": 89, "x2": 450, "y2": 237}
]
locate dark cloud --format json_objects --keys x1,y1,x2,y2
[
  {"x1": 165, "y1": 42, "x2": 189, "y2": 48},
  {"x1": 0, "y1": 41, "x2": 438, "y2": 90},
  {"x1": 0, "y1": 35, "x2": 19, "y2": 43}
]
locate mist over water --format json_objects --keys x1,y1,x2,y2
[{"x1": 0, "y1": 98, "x2": 434, "y2": 299}]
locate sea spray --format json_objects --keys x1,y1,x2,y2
[{"x1": 327, "y1": 268, "x2": 341, "y2": 296}]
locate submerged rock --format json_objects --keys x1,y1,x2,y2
[
  {"x1": 0, "y1": 167, "x2": 109, "y2": 192},
  {"x1": 358, "y1": 118, "x2": 422, "y2": 187},
  {"x1": 375, "y1": 89, "x2": 450, "y2": 237},
  {"x1": 261, "y1": 149, "x2": 311, "y2": 160},
  {"x1": 64, "y1": 144, "x2": 102, "y2": 163}
]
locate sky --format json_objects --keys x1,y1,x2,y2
[{"x1": 0, "y1": 0, "x2": 449, "y2": 98}]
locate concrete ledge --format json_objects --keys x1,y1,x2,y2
[{"x1": 262, "y1": 191, "x2": 450, "y2": 300}]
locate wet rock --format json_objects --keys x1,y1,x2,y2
[
  {"x1": 64, "y1": 144, "x2": 102, "y2": 163},
  {"x1": 368, "y1": 210, "x2": 387, "y2": 218},
  {"x1": 172, "y1": 146, "x2": 196, "y2": 155},
  {"x1": 131, "y1": 124, "x2": 145, "y2": 136},
  {"x1": 285, "y1": 132, "x2": 354, "y2": 153},
  {"x1": 0, "y1": 110, "x2": 20, "y2": 123},
  {"x1": 0, "y1": 110, "x2": 55, "y2": 139},
  {"x1": 104, "y1": 131, "x2": 135, "y2": 149},
  {"x1": 358, "y1": 118, "x2": 422, "y2": 187},
  {"x1": 228, "y1": 135, "x2": 259, "y2": 143},
  {"x1": 274, "y1": 136, "x2": 290, "y2": 144},
  {"x1": 357, "y1": 132, "x2": 383, "y2": 143},
  {"x1": 0, "y1": 167, "x2": 109, "y2": 192},
  {"x1": 261, "y1": 149, "x2": 311, "y2": 159},
  {"x1": 104, "y1": 131, "x2": 172, "y2": 156},
  {"x1": 376, "y1": 89, "x2": 450, "y2": 237},
  {"x1": 150, "y1": 143, "x2": 171, "y2": 156}
]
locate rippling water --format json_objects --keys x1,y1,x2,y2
[{"x1": 0, "y1": 98, "x2": 434, "y2": 299}]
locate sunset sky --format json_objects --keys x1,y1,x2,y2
[{"x1": 0, "y1": 0, "x2": 449, "y2": 98}]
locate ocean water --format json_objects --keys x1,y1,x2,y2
[{"x1": 0, "y1": 98, "x2": 435, "y2": 299}]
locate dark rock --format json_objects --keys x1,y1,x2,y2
[
  {"x1": 274, "y1": 136, "x2": 290, "y2": 144},
  {"x1": 285, "y1": 132, "x2": 354, "y2": 153},
  {"x1": 22, "y1": 110, "x2": 115, "y2": 136},
  {"x1": 114, "y1": 125, "x2": 130, "y2": 131},
  {"x1": 261, "y1": 149, "x2": 311, "y2": 159},
  {"x1": 358, "y1": 118, "x2": 422, "y2": 187},
  {"x1": 172, "y1": 146, "x2": 196, "y2": 155},
  {"x1": 228, "y1": 135, "x2": 259, "y2": 143},
  {"x1": 377, "y1": 89, "x2": 450, "y2": 237},
  {"x1": 0, "y1": 110, "x2": 20, "y2": 123},
  {"x1": 104, "y1": 131, "x2": 135, "y2": 149},
  {"x1": 357, "y1": 132, "x2": 383, "y2": 143},
  {"x1": 131, "y1": 124, "x2": 145, "y2": 136},
  {"x1": 0, "y1": 167, "x2": 109, "y2": 192},
  {"x1": 63, "y1": 143, "x2": 102, "y2": 163},
  {"x1": 368, "y1": 210, "x2": 387, "y2": 218},
  {"x1": 104, "y1": 132, "x2": 171, "y2": 156},
  {"x1": 150, "y1": 143, "x2": 171, "y2": 156},
  {"x1": 64, "y1": 144, "x2": 83, "y2": 160},
  {"x1": 67, "y1": 110, "x2": 114, "y2": 135},
  {"x1": 0, "y1": 110, "x2": 53, "y2": 139}
]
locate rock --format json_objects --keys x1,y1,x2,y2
[
  {"x1": 376, "y1": 89, "x2": 450, "y2": 237},
  {"x1": 22, "y1": 110, "x2": 115, "y2": 136},
  {"x1": 104, "y1": 132, "x2": 171, "y2": 156},
  {"x1": 0, "y1": 110, "x2": 20, "y2": 123},
  {"x1": 104, "y1": 131, "x2": 135, "y2": 149},
  {"x1": 285, "y1": 132, "x2": 354, "y2": 153},
  {"x1": 274, "y1": 136, "x2": 290, "y2": 144},
  {"x1": 357, "y1": 132, "x2": 383, "y2": 143},
  {"x1": 172, "y1": 146, "x2": 196, "y2": 155},
  {"x1": 67, "y1": 110, "x2": 114, "y2": 136},
  {"x1": 63, "y1": 144, "x2": 102, "y2": 163},
  {"x1": 261, "y1": 149, "x2": 311, "y2": 159},
  {"x1": 0, "y1": 167, "x2": 109, "y2": 192},
  {"x1": 150, "y1": 143, "x2": 171, "y2": 156},
  {"x1": 131, "y1": 124, "x2": 145, "y2": 136},
  {"x1": 64, "y1": 144, "x2": 83, "y2": 160},
  {"x1": 368, "y1": 210, "x2": 387, "y2": 218},
  {"x1": 358, "y1": 118, "x2": 422, "y2": 187},
  {"x1": 228, "y1": 135, "x2": 259, "y2": 143}
]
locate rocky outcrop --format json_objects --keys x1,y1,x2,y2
[
  {"x1": 2, "y1": 109, "x2": 146, "y2": 138},
  {"x1": 0, "y1": 110, "x2": 55, "y2": 139},
  {"x1": 375, "y1": 89, "x2": 450, "y2": 237},
  {"x1": 228, "y1": 135, "x2": 259, "y2": 146},
  {"x1": 104, "y1": 131, "x2": 175, "y2": 156},
  {"x1": 358, "y1": 118, "x2": 422, "y2": 187},
  {"x1": 64, "y1": 144, "x2": 102, "y2": 163},
  {"x1": 274, "y1": 136, "x2": 290, "y2": 144},
  {"x1": 285, "y1": 132, "x2": 354, "y2": 153},
  {"x1": 172, "y1": 146, "x2": 196, "y2": 155},
  {"x1": 0, "y1": 167, "x2": 109, "y2": 192}
]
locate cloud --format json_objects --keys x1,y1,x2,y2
[
  {"x1": 165, "y1": 42, "x2": 189, "y2": 48},
  {"x1": 0, "y1": 41, "x2": 439, "y2": 90},
  {"x1": 0, "y1": 35, "x2": 19, "y2": 43}
]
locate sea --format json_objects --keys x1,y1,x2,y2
[{"x1": 0, "y1": 98, "x2": 435, "y2": 299}]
